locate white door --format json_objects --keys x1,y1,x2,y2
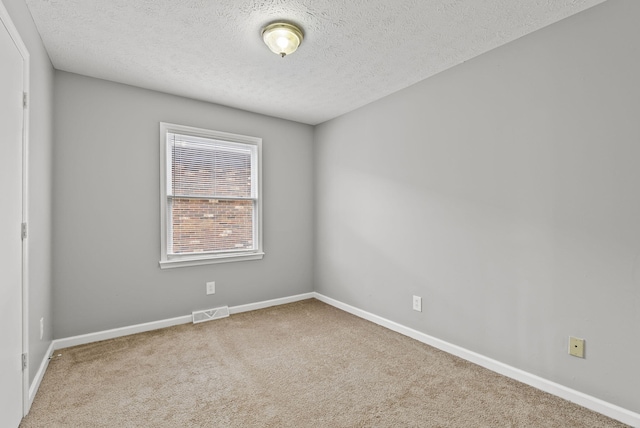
[{"x1": 0, "y1": 9, "x2": 25, "y2": 428}]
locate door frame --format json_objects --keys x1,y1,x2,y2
[{"x1": 0, "y1": 0, "x2": 31, "y2": 418}]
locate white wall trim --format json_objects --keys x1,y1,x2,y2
[
  {"x1": 28, "y1": 341, "x2": 54, "y2": 409},
  {"x1": 313, "y1": 292, "x2": 640, "y2": 427},
  {"x1": 228, "y1": 292, "x2": 315, "y2": 315},
  {"x1": 53, "y1": 314, "x2": 193, "y2": 350},
  {"x1": 52, "y1": 292, "x2": 315, "y2": 350},
  {"x1": 39, "y1": 291, "x2": 639, "y2": 426},
  {"x1": 159, "y1": 122, "x2": 264, "y2": 270}
]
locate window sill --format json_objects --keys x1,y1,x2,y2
[{"x1": 159, "y1": 252, "x2": 264, "y2": 269}]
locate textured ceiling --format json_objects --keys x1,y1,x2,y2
[{"x1": 26, "y1": 0, "x2": 606, "y2": 125}]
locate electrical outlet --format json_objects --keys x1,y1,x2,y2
[
  {"x1": 569, "y1": 336, "x2": 585, "y2": 358},
  {"x1": 413, "y1": 295, "x2": 422, "y2": 312},
  {"x1": 206, "y1": 281, "x2": 216, "y2": 295},
  {"x1": 40, "y1": 318, "x2": 44, "y2": 340}
]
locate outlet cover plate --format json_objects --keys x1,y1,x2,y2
[
  {"x1": 206, "y1": 281, "x2": 215, "y2": 295},
  {"x1": 413, "y1": 295, "x2": 422, "y2": 312},
  {"x1": 569, "y1": 336, "x2": 585, "y2": 358}
]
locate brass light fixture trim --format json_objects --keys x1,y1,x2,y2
[{"x1": 262, "y1": 22, "x2": 304, "y2": 57}]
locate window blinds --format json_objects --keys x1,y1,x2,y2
[
  {"x1": 167, "y1": 132, "x2": 257, "y2": 255},
  {"x1": 169, "y1": 133, "x2": 255, "y2": 199}
]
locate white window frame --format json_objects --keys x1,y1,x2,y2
[{"x1": 159, "y1": 122, "x2": 264, "y2": 269}]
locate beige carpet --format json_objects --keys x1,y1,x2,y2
[{"x1": 21, "y1": 299, "x2": 628, "y2": 427}]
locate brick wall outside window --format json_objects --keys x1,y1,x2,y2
[{"x1": 171, "y1": 198, "x2": 253, "y2": 253}]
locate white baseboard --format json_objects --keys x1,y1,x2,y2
[
  {"x1": 313, "y1": 292, "x2": 640, "y2": 427},
  {"x1": 39, "y1": 291, "x2": 638, "y2": 426},
  {"x1": 28, "y1": 341, "x2": 55, "y2": 410},
  {"x1": 228, "y1": 292, "x2": 315, "y2": 315},
  {"x1": 52, "y1": 292, "x2": 316, "y2": 350},
  {"x1": 53, "y1": 314, "x2": 193, "y2": 350}
]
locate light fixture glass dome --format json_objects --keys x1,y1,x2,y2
[{"x1": 262, "y1": 22, "x2": 303, "y2": 57}]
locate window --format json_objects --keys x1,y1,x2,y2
[{"x1": 159, "y1": 123, "x2": 263, "y2": 268}]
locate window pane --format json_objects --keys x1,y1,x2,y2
[
  {"x1": 171, "y1": 198, "x2": 254, "y2": 254},
  {"x1": 171, "y1": 136, "x2": 253, "y2": 198}
]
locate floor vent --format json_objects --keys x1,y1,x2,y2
[{"x1": 192, "y1": 306, "x2": 230, "y2": 324}]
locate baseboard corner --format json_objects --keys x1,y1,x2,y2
[{"x1": 28, "y1": 341, "x2": 55, "y2": 411}]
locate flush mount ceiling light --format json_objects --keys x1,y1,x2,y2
[{"x1": 262, "y1": 22, "x2": 304, "y2": 57}]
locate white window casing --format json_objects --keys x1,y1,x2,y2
[{"x1": 159, "y1": 122, "x2": 263, "y2": 268}]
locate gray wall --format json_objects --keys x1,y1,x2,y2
[
  {"x1": 314, "y1": 0, "x2": 640, "y2": 414},
  {"x1": 3, "y1": 0, "x2": 54, "y2": 385},
  {"x1": 53, "y1": 72, "x2": 314, "y2": 338}
]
